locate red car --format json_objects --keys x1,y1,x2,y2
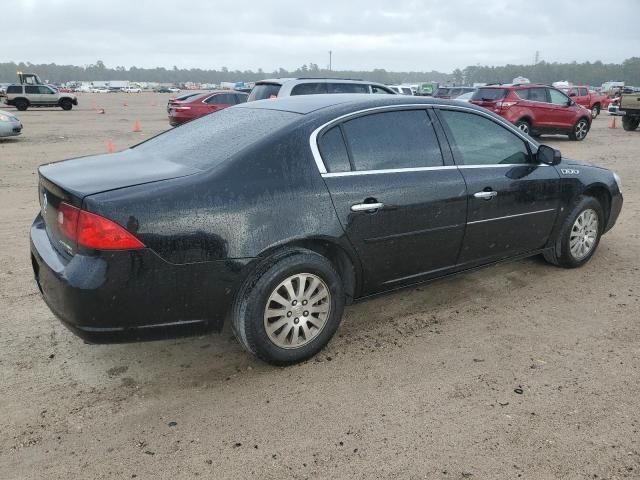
[
  {"x1": 168, "y1": 90, "x2": 248, "y2": 126},
  {"x1": 470, "y1": 84, "x2": 592, "y2": 141},
  {"x1": 560, "y1": 86, "x2": 610, "y2": 118}
]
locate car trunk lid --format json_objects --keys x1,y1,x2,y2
[{"x1": 38, "y1": 149, "x2": 200, "y2": 255}]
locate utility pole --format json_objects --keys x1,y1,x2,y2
[
  {"x1": 329, "y1": 50, "x2": 332, "y2": 72},
  {"x1": 534, "y1": 51, "x2": 540, "y2": 65}
]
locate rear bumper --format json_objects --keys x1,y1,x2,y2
[{"x1": 30, "y1": 214, "x2": 252, "y2": 343}]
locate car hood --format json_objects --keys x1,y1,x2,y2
[{"x1": 39, "y1": 148, "x2": 201, "y2": 200}]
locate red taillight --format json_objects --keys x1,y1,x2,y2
[{"x1": 58, "y1": 202, "x2": 144, "y2": 250}]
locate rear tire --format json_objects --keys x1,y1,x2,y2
[
  {"x1": 591, "y1": 104, "x2": 600, "y2": 119},
  {"x1": 543, "y1": 196, "x2": 603, "y2": 268},
  {"x1": 60, "y1": 99, "x2": 73, "y2": 111},
  {"x1": 569, "y1": 118, "x2": 590, "y2": 141},
  {"x1": 622, "y1": 116, "x2": 640, "y2": 131},
  {"x1": 232, "y1": 249, "x2": 345, "y2": 365},
  {"x1": 15, "y1": 99, "x2": 28, "y2": 111}
]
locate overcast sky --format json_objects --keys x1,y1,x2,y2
[{"x1": 6, "y1": 0, "x2": 638, "y2": 73}]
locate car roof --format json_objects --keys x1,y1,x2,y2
[
  {"x1": 255, "y1": 78, "x2": 380, "y2": 86},
  {"x1": 236, "y1": 93, "x2": 489, "y2": 116}
]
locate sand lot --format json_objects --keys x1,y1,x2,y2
[{"x1": 1, "y1": 93, "x2": 639, "y2": 479}]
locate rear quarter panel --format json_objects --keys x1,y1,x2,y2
[{"x1": 83, "y1": 126, "x2": 347, "y2": 265}]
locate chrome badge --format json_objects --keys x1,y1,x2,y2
[
  {"x1": 42, "y1": 191, "x2": 48, "y2": 215},
  {"x1": 561, "y1": 168, "x2": 580, "y2": 175}
]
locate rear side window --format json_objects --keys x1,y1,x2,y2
[
  {"x1": 247, "y1": 83, "x2": 281, "y2": 101},
  {"x1": 318, "y1": 126, "x2": 351, "y2": 173},
  {"x1": 517, "y1": 87, "x2": 548, "y2": 102},
  {"x1": 6, "y1": 85, "x2": 21, "y2": 94},
  {"x1": 206, "y1": 93, "x2": 236, "y2": 105},
  {"x1": 132, "y1": 107, "x2": 300, "y2": 170},
  {"x1": 235, "y1": 93, "x2": 248, "y2": 104},
  {"x1": 436, "y1": 88, "x2": 451, "y2": 96},
  {"x1": 471, "y1": 88, "x2": 507, "y2": 101},
  {"x1": 291, "y1": 83, "x2": 328, "y2": 96},
  {"x1": 401, "y1": 87, "x2": 413, "y2": 95},
  {"x1": 25, "y1": 86, "x2": 39, "y2": 94},
  {"x1": 439, "y1": 110, "x2": 529, "y2": 166},
  {"x1": 341, "y1": 110, "x2": 443, "y2": 171},
  {"x1": 371, "y1": 85, "x2": 394, "y2": 94},
  {"x1": 327, "y1": 83, "x2": 369, "y2": 94}
]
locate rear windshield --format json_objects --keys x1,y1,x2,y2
[
  {"x1": 132, "y1": 107, "x2": 300, "y2": 169},
  {"x1": 471, "y1": 88, "x2": 508, "y2": 101},
  {"x1": 248, "y1": 83, "x2": 281, "y2": 101},
  {"x1": 174, "y1": 92, "x2": 201, "y2": 102}
]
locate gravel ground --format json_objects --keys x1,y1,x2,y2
[{"x1": 1, "y1": 93, "x2": 639, "y2": 480}]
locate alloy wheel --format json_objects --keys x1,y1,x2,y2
[
  {"x1": 517, "y1": 122, "x2": 530, "y2": 134},
  {"x1": 569, "y1": 209, "x2": 599, "y2": 260},
  {"x1": 263, "y1": 273, "x2": 331, "y2": 349},
  {"x1": 575, "y1": 120, "x2": 589, "y2": 140},
  {"x1": 591, "y1": 106, "x2": 598, "y2": 118}
]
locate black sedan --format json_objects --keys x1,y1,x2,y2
[{"x1": 30, "y1": 95, "x2": 623, "y2": 365}]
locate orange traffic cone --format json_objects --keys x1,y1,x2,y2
[
  {"x1": 132, "y1": 120, "x2": 141, "y2": 132},
  {"x1": 610, "y1": 116, "x2": 616, "y2": 129},
  {"x1": 107, "y1": 139, "x2": 115, "y2": 153}
]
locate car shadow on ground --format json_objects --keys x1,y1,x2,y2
[{"x1": 57, "y1": 256, "x2": 550, "y2": 393}]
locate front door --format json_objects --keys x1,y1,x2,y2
[
  {"x1": 436, "y1": 108, "x2": 560, "y2": 266},
  {"x1": 318, "y1": 108, "x2": 468, "y2": 294}
]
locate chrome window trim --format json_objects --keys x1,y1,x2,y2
[
  {"x1": 322, "y1": 166, "x2": 458, "y2": 178},
  {"x1": 310, "y1": 102, "x2": 541, "y2": 175},
  {"x1": 467, "y1": 208, "x2": 556, "y2": 225}
]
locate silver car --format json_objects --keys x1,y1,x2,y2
[
  {"x1": 248, "y1": 78, "x2": 397, "y2": 101},
  {"x1": 0, "y1": 110, "x2": 22, "y2": 137}
]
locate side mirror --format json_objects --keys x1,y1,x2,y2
[
  {"x1": 537, "y1": 145, "x2": 561, "y2": 166},
  {"x1": 566, "y1": 99, "x2": 575, "y2": 107}
]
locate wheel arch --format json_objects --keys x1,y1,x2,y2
[
  {"x1": 256, "y1": 237, "x2": 360, "y2": 304},
  {"x1": 581, "y1": 183, "x2": 612, "y2": 228},
  {"x1": 13, "y1": 97, "x2": 30, "y2": 105}
]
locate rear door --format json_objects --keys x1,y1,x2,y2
[
  {"x1": 25, "y1": 85, "x2": 42, "y2": 104},
  {"x1": 436, "y1": 107, "x2": 560, "y2": 266},
  {"x1": 517, "y1": 87, "x2": 556, "y2": 128},
  {"x1": 317, "y1": 107, "x2": 467, "y2": 294}
]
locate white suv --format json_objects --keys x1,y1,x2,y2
[
  {"x1": 5, "y1": 84, "x2": 78, "y2": 111},
  {"x1": 248, "y1": 78, "x2": 396, "y2": 101}
]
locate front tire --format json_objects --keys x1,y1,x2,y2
[
  {"x1": 591, "y1": 104, "x2": 600, "y2": 119},
  {"x1": 232, "y1": 249, "x2": 345, "y2": 365},
  {"x1": 515, "y1": 119, "x2": 531, "y2": 136},
  {"x1": 569, "y1": 118, "x2": 590, "y2": 141},
  {"x1": 543, "y1": 196, "x2": 603, "y2": 268}
]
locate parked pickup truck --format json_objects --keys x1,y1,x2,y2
[
  {"x1": 561, "y1": 86, "x2": 609, "y2": 119},
  {"x1": 620, "y1": 92, "x2": 640, "y2": 131}
]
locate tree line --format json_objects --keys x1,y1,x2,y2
[{"x1": 1, "y1": 58, "x2": 639, "y2": 86}]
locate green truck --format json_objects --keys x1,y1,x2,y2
[{"x1": 621, "y1": 92, "x2": 640, "y2": 131}]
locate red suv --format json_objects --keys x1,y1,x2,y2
[
  {"x1": 470, "y1": 84, "x2": 592, "y2": 140},
  {"x1": 168, "y1": 90, "x2": 248, "y2": 126}
]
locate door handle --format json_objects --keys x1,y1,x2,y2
[
  {"x1": 473, "y1": 190, "x2": 498, "y2": 200},
  {"x1": 351, "y1": 202, "x2": 384, "y2": 212}
]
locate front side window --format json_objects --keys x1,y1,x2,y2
[
  {"x1": 549, "y1": 88, "x2": 570, "y2": 105},
  {"x1": 439, "y1": 110, "x2": 529, "y2": 166},
  {"x1": 39, "y1": 86, "x2": 54, "y2": 94},
  {"x1": 291, "y1": 83, "x2": 328, "y2": 96},
  {"x1": 341, "y1": 110, "x2": 443, "y2": 171},
  {"x1": 579, "y1": 87, "x2": 589, "y2": 96}
]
